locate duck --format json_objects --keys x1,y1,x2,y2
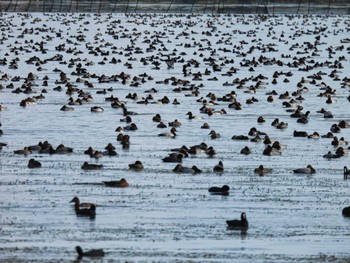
[
  {"x1": 226, "y1": 212, "x2": 249, "y2": 232},
  {"x1": 14, "y1": 147, "x2": 32, "y2": 155},
  {"x1": 168, "y1": 119, "x2": 181, "y2": 128},
  {"x1": 81, "y1": 162, "x2": 103, "y2": 170},
  {"x1": 28, "y1": 158, "x2": 41, "y2": 168},
  {"x1": 186, "y1": 111, "x2": 202, "y2": 120},
  {"x1": 60, "y1": 105, "x2": 74, "y2": 111},
  {"x1": 158, "y1": 127, "x2": 177, "y2": 138},
  {"x1": 293, "y1": 130, "x2": 308, "y2": 137},
  {"x1": 128, "y1": 160, "x2": 144, "y2": 171},
  {"x1": 208, "y1": 185, "x2": 230, "y2": 196},
  {"x1": 75, "y1": 246, "x2": 105, "y2": 259},
  {"x1": 173, "y1": 164, "x2": 202, "y2": 174},
  {"x1": 103, "y1": 178, "x2": 129, "y2": 187},
  {"x1": 344, "y1": 166, "x2": 350, "y2": 180},
  {"x1": 201, "y1": 123, "x2": 210, "y2": 129},
  {"x1": 342, "y1": 206, "x2": 350, "y2": 217},
  {"x1": 152, "y1": 114, "x2": 162, "y2": 122},
  {"x1": 91, "y1": 106, "x2": 104, "y2": 112},
  {"x1": 162, "y1": 153, "x2": 183, "y2": 163},
  {"x1": 209, "y1": 130, "x2": 220, "y2": 139},
  {"x1": 74, "y1": 204, "x2": 96, "y2": 218},
  {"x1": 254, "y1": 165, "x2": 272, "y2": 176},
  {"x1": 240, "y1": 146, "x2": 251, "y2": 155},
  {"x1": 213, "y1": 161, "x2": 224, "y2": 173},
  {"x1": 70, "y1": 196, "x2": 95, "y2": 209},
  {"x1": 293, "y1": 164, "x2": 316, "y2": 174}
]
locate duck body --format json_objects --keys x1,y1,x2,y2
[
  {"x1": 81, "y1": 162, "x2": 103, "y2": 170},
  {"x1": 28, "y1": 158, "x2": 42, "y2": 168},
  {"x1": 75, "y1": 204, "x2": 96, "y2": 218},
  {"x1": 226, "y1": 212, "x2": 249, "y2": 232},
  {"x1": 70, "y1": 196, "x2": 95, "y2": 208},
  {"x1": 213, "y1": 161, "x2": 224, "y2": 173},
  {"x1": 173, "y1": 164, "x2": 201, "y2": 174},
  {"x1": 208, "y1": 185, "x2": 230, "y2": 196},
  {"x1": 293, "y1": 164, "x2": 316, "y2": 174},
  {"x1": 103, "y1": 178, "x2": 129, "y2": 187},
  {"x1": 344, "y1": 166, "x2": 350, "y2": 180},
  {"x1": 128, "y1": 160, "x2": 144, "y2": 171},
  {"x1": 254, "y1": 165, "x2": 272, "y2": 176},
  {"x1": 75, "y1": 246, "x2": 105, "y2": 259},
  {"x1": 342, "y1": 206, "x2": 350, "y2": 217}
]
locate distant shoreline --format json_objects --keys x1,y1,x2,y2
[{"x1": 1, "y1": 0, "x2": 350, "y2": 14}]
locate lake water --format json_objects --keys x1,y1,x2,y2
[{"x1": 0, "y1": 12, "x2": 350, "y2": 262}]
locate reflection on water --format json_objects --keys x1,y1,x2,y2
[{"x1": 0, "y1": 12, "x2": 350, "y2": 262}]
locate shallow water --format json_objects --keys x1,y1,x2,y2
[{"x1": 0, "y1": 12, "x2": 350, "y2": 262}]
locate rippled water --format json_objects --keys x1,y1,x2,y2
[{"x1": 0, "y1": 12, "x2": 350, "y2": 262}]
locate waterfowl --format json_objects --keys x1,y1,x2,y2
[
  {"x1": 343, "y1": 206, "x2": 350, "y2": 217},
  {"x1": 75, "y1": 246, "x2": 104, "y2": 259},
  {"x1": 293, "y1": 164, "x2": 316, "y2": 174},
  {"x1": 81, "y1": 162, "x2": 103, "y2": 170},
  {"x1": 60, "y1": 105, "x2": 74, "y2": 111},
  {"x1": 168, "y1": 119, "x2": 181, "y2": 127},
  {"x1": 186, "y1": 111, "x2": 202, "y2": 120},
  {"x1": 152, "y1": 114, "x2": 161, "y2": 122},
  {"x1": 54, "y1": 144, "x2": 73, "y2": 154},
  {"x1": 74, "y1": 204, "x2": 96, "y2": 218},
  {"x1": 162, "y1": 153, "x2": 183, "y2": 163},
  {"x1": 70, "y1": 196, "x2": 95, "y2": 209},
  {"x1": 103, "y1": 178, "x2": 129, "y2": 187},
  {"x1": 254, "y1": 165, "x2": 272, "y2": 176},
  {"x1": 14, "y1": 147, "x2": 32, "y2": 155},
  {"x1": 208, "y1": 185, "x2": 230, "y2": 196},
  {"x1": 226, "y1": 212, "x2": 249, "y2": 232},
  {"x1": 344, "y1": 166, "x2": 350, "y2": 180},
  {"x1": 158, "y1": 127, "x2": 177, "y2": 138},
  {"x1": 28, "y1": 158, "x2": 41, "y2": 168},
  {"x1": 240, "y1": 146, "x2": 251, "y2": 155},
  {"x1": 209, "y1": 130, "x2": 220, "y2": 139},
  {"x1": 201, "y1": 123, "x2": 210, "y2": 129},
  {"x1": 128, "y1": 160, "x2": 144, "y2": 171},
  {"x1": 173, "y1": 164, "x2": 201, "y2": 174},
  {"x1": 293, "y1": 130, "x2": 308, "y2": 137},
  {"x1": 213, "y1": 161, "x2": 224, "y2": 173},
  {"x1": 91, "y1": 106, "x2": 104, "y2": 112}
]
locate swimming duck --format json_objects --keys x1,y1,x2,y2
[
  {"x1": 74, "y1": 204, "x2": 96, "y2": 218},
  {"x1": 208, "y1": 185, "x2": 230, "y2": 196},
  {"x1": 168, "y1": 119, "x2": 182, "y2": 128},
  {"x1": 201, "y1": 123, "x2": 210, "y2": 129},
  {"x1": 28, "y1": 158, "x2": 41, "y2": 168},
  {"x1": 254, "y1": 165, "x2": 272, "y2": 176},
  {"x1": 173, "y1": 164, "x2": 201, "y2": 174},
  {"x1": 344, "y1": 166, "x2": 350, "y2": 180},
  {"x1": 152, "y1": 114, "x2": 162, "y2": 122},
  {"x1": 186, "y1": 111, "x2": 202, "y2": 120},
  {"x1": 209, "y1": 130, "x2": 220, "y2": 139},
  {"x1": 60, "y1": 105, "x2": 74, "y2": 111},
  {"x1": 342, "y1": 206, "x2": 350, "y2": 217},
  {"x1": 213, "y1": 161, "x2": 224, "y2": 173},
  {"x1": 103, "y1": 178, "x2": 129, "y2": 187},
  {"x1": 128, "y1": 160, "x2": 144, "y2": 171},
  {"x1": 240, "y1": 146, "x2": 251, "y2": 155},
  {"x1": 70, "y1": 196, "x2": 95, "y2": 209},
  {"x1": 158, "y1": 127, "x2": 177, "y2": 138},
  {"x1": 81, "y1": 162, "x2": 103, "y2": 170},
  {"x1": 75, "y1": 246, "x2": 104, "y2": 259},
  {"x1": 14, "y1": 147, "x2": 32, "y2": 155},
  {"x1": 91, "y1": 106, "x2": 104, "y2": 112},
  {"x1": 293, "y1": 165, "x2": 316, "y2": 174},
  {"x1": 162, "y1": 153, "x2": 183, "y2": 163},
  {"x1": 226, "y1": 212, "x2": 249, "y2": 232}
]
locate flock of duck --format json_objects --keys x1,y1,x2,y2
[{"x1": 1, "y1": 11, "x2": 350, "y2": 258}]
